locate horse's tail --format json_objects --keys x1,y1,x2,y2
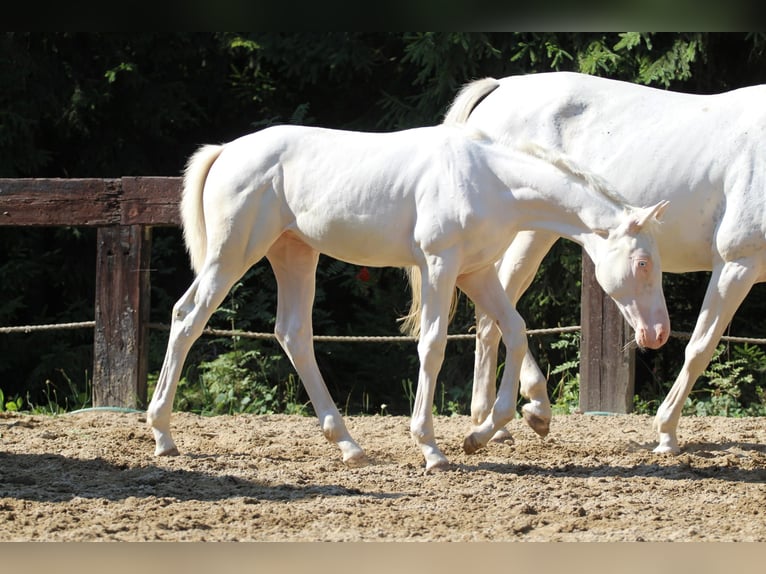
[
  {"x1": 442, "y1": 77, "x2": 500, "y2": 125},
  {"x1": 398, "y1": 267, "x2": 459, "y2": 338},
  {"x1": 180, "y1": 143, "x2": 225, "y2": 274}
]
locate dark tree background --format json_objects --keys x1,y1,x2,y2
[{"x1": 2, "y1": 33, "x2": 765, "y2": 415}]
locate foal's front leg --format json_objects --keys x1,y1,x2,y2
[
  {"x1": 458, "y1": 266, "x2": 528, "y2": 454},
  {"x1": 410, "y1": 257, "x2": 460, "y2": 472}
]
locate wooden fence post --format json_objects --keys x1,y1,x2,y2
[
  {"x1": 93, "y1": 224, "x2": 152, "y2": 408},
  {"x1": 579, "y1": 250, "x2": 636, "y2": 413}
]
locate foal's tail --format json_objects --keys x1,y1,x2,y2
[
  {"x1": 180, "y1": 143, "x2": 225, "y2": 274},
  {"x1": 398, "y1": 267, "x2": 459, "y2": 338},
  {"x1": 442, "y1": 77, "x2": 500, "y2": 125}
]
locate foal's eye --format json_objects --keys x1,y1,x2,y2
[{"x1": 635, "y1": 259, "x2": 650, "y2": 272}]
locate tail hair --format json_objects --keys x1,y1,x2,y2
[
  {"x1": 180, "y1": 144, "x2": 224, "y2": 274},
  {"x1": 442, "y1": 77, "x2": 500, "y2": 125},
  {"x1": 397, "y1": 267, "x2": 459, "y2": 338}
]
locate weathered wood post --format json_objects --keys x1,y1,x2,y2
[
  {"x1": 579, "y1": 250, "x2": 636, "y2": 413},
  {"x1": 93, "y1": 224, "x2": 152, "y2": 408},
  {"x1": 92, "y1": 176, "x2": 181, "y2": 408}
]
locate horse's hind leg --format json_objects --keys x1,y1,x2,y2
[
  {"x1": 267, "y1": 235, "x2": 368, "y2": 467},
  {"x1": 459, "y1": 265, "x2": 528, "y2": 455},
  {"x1": 147, "y1": 261, "x2": 246, "y2": 455},
  {"x1": 472, "y1": 231, "x2": 556, "y2": 441}
]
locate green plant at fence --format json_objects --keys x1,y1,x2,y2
[
  {"x1": 0, "y1": 369, "x2": 90, "y2": 414},
  {"x1": 634, "y1": 343, "x2": 766, "y2": 417},
  {"x1": 0, "y1": 387, "x2": 23, "y2": 412},
  {"x1": 681, "y1": 344, "x2": 766, "y2": 417},
  {"x1": 548, "y1": 332, "x2": 581, "y2": 414},
  {"x1": 166, "y1": 343, "x2": 309, "y2": 416}
]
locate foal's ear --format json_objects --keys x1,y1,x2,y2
[
  {"x1": 630, "y1": 200, "x2": 670, "y2": 232},
  {"x1": 649, "y1": 200, "x2": 670, "y2": 222}
]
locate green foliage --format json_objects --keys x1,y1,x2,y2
[
  {"x1": 0, "y1": 388, "x2": 23, "y2": 412},
  {"x1": 548, "y1": 333, "x2": 582, "y2": 414},
  {"x1": 163, "y1": 342, "x2": 308, "y2": 416},
  {"x1": 682, "y1": 344, "x2": 766, "y2": 417}
]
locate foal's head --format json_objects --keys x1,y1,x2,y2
[{"x1": 593, "y1": 201, "x2": 670, "y2": 350}]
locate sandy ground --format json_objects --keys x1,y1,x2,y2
[{"x1": 1, "y1": 409, "x2": 765, "y2": 542}]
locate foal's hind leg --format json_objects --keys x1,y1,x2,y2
[
  {"x1": 267, "y1": 235, "x2": 368, "y2": 467},
  {"x1": 147, "y1": 262, "x2": 246, "y2": 455}
]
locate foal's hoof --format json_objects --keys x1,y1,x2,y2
[
  {"x1": 652, "y1": 435, "x2": 681, "y2": 455},
  {"x1": 425, "y1": 458, "x2": 452, "y2": 474},
  {"x1": 522, "y1": 409, "x2": 550, "y2": 438},
  {"x1": 155, "y1": 446, "x2": 180, "y2": 457},
  {"x1": 463, "y1": 433, "x2": 484, "y2": 455}
]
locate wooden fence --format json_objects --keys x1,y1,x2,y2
[{"x1": 0, "y1": 178, "x2": 633, "y2": 413}]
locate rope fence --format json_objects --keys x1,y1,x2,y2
[
  {"x1": 3, "y1": 320, "x2": 766, "y2": 345},
  {"x1": 0, "y1": 320, "x2": 579, "y2": 341}
]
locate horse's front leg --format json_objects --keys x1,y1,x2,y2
[
  {"x1": 267, "y1": 237, "x2": 368, "y2": 467},
  {"x1": 654, "y1": 258, "x2": 757, "y2": 453},
  {"x1": 459, "y1": 265, "x2": 528, "y2": 455},
  {"x1": 472, "y1": 231, "x2": 556, "y2": 442},
  {"x1": 410, "y1": 257, "x2": 460, "y2": 473}
]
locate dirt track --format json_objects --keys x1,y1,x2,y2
[{"x1": 1, "y1": 410, "x2": 764, "y2": 541}]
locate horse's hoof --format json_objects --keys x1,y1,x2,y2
[
  {"x1": 463, "y1": 433, "x2": 484, "y2": 455},
  {"x1": 343, "y1": 451, "x2": 371, "y2": 468},
  {"x1": 522, "y1": 409, "x2": 550, "y2": 438},
  {"x1": 490, "y1": 428, "x2": 514, "y2": 444}
]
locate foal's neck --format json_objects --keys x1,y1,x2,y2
[{"x1": 496, "y1": 149, "x2": 626, "y2": 241}]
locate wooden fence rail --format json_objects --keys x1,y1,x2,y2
[{"x1": 0, "y1": 178, "x2": 631, "y2": 413}]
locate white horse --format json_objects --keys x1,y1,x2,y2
[
  {"x1": 447, "y1": 71, "x2": 766, "y2": 453},
  {"x1": 146, "y1": 122, "x2": 669, "y2": 472}
]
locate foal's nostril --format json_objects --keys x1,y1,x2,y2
[{"x1": 655, "y1": 325, "x2": 668, "y2": 347}]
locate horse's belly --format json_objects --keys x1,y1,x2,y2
[{"x1": 650, "y1": 207, "x2": 718, "y2": 272}]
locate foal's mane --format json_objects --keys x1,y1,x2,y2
[
  {"x1": 461, "y1": 124, "x2": 634, "y2": 214},
  {"x1": 514, "y1": 140, "x2": 632, "y2": 210}
]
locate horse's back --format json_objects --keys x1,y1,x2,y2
[
  {"x1": 466, "y1": 72, "x2": 766, "y2": 271},
  {"x1": 482, "y1": 72, "x2": 762, "y2": 158}
]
